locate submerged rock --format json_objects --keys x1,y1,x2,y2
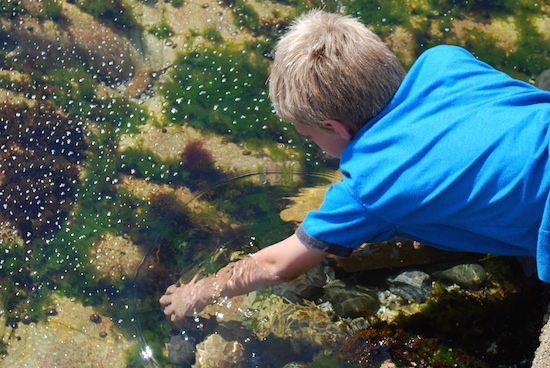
[
  {"x1": 193, "y1": 333, "x2": 247, "y2": 368},
  {"x1": 273, "y1": 264, "x2": 326, "y2": 304},
  {"x1": 387, "y1": 270, "x2": 433, "y2": 303},
  {"x1": 167, "y1": 334, "x2": 196, "y2": 366},
  {"x1": 532, "y1": 302, "x2": 550, "y2": 368},
  {"x1": 432, "y1": 263, "x2": 487, "y2": 289},
  {"x1": 324, "y1": 279, "x2": 380, "y2": 318},
  {"x1": 0, "y1": 295, "x2": 131, "y2": 367},
  {"x1": 536, "y1": 70, "x2": 550, "y2": 91},
  {"x1": 89, "y1": 233, "x2": 144, "y2": 283}
]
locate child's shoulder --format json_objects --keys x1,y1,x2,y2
[
  {"x1": 415, "y1": 45, "x2": 476, "y2": 69},
  {"x1": 421, "y1": 44, "x2": 471, "y2": 58}
]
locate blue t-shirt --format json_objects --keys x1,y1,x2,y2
[{"x1": 297, "y1": 45, "x2": 550, "y2": 282}]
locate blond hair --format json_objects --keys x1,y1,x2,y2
[{"x1": 269, "y1": 10, "x2": 405, "y2": 128}]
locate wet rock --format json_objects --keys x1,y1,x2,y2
[
  {"x1": 536, "y1": 69, "x2": 550, "y2": 91},
  {"x1": 168, "y1": 334, "x2": 196, "y2": 366},
  {"x1": 386, "y1": 270, "x2": 433, "y2": 303},
  {"x1": 279, "y1": 175, "x2": 340, "y2": 223},
  {"x1": 432, "y1": 263, "x2": 487, "y2": 289},
  {"x1": 273, "y1": 264, "x2": 326, "y2": 304},
  {"x1": 216, "y1": 320, "x2": 256, "y2": 346},
  {"x1": 0, "y1": 295, "x2": 131, "y2": 367},
  {"x1": 89, "y1": 233, "x2": 144, "y2": 283},
  {"x1": 125, "y1": 67, "x2": 155, "y2": 98},
  {"x1": 0, "y1": 2, "x2": 139, "y2": 80},
  {"x1": 324, "y1": 280, "x2": 380, "y2": 318},
  {"x1": 282, "y1": 362, "x2": 310, "y2": 368},
  {"x1": 193, "y1": 333, "x2": 247, "y2": 368}
]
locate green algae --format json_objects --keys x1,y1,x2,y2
[
  {"x1": 0, "y1": 0, "x2": 548, "y2": 366},
  {"x1": 75, "y1": 0, "x2": 136, "y2": 27},
  {"x1": 202, "y1": 27, "x2": 223, "y2": 42},
  {"x1": 148, "y1": 20, "x2": 175, "y2": 39},
  {"x1": 0, "y1": 0, "x2": 24, "y2": 16},
  {"x1": 161, "y1": 42, "x2": 289, "y2": 145}
]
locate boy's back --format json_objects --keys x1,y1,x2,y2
[{"x1": 299, "y1": 45, "x2": 550, "y2": 281}]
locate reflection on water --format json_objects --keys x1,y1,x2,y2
[{"x1": 0, "y1": 0, "x2": 549, "y2": 367}]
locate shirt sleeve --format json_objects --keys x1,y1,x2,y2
[{"x1": 298, "y1": 181, "x2": 396, "y2": 257}]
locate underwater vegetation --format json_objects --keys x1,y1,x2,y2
[
  {"x1": 75, "y1": 0, "x2": 136, "y2": 27},
  {"x1": 161, "y1": 40, "x2": 305, "y2": 152},
  {"x1": 335, "y1": 322, "x2": 486, "y2": 368},
  {"x1": 301, "y1": 0, "x2": 550, "y2": 80},
  {"x1": 0, "y1": 0, "x2": 547, "y2": 365},
  {"x1": 149, "y1": 19, "x2": 175, "y2": 39},
  {"x1": 327, "y1": 256, "x2": 546, "y2": 368},
  {"x1": 0, "y1": 100, "x2": 86, "y2": 241}
]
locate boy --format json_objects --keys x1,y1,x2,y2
[{"x1": 160, "y1": 10, "x2": 550, "y2": 322}]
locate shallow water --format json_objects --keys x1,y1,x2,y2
[{"x1": 0, "y1": 0, "x2": 549, "y2": 367}]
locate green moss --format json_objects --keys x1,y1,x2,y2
[
  {"x1": 167, "y1": 0, "x2": 185, "y2": 6},
  {"x1": 148, "y1": 20, "x2": 175, "y2": 39},
  {"x1": 344, "y1": 0, "x2": 409, "y2": 31},
  {"x1": 40, "y1": 0, "x2": 63, "y2": 20},
  {"x1": 506, "y1": 19, "x2": 550, "y2": 80},
  {"x1": 189, "y1": 28, "x2": 201, "y2": 37},
  {"x1": 203, "y1": 27, "x2": 223, "y2": 42},
  {"x1": 233, "y1": 2, "x2": 262, "y2": 31},
  {"x1": 0, "y1": 0, "x2": 24, "y2": 17},
  {"x1": 0, "y1": 238, "x2": 27, "y2": 314},
  {"x1": 463, "y1": 29, "x2": 508, "y2": 71},
  {"x1": 119, "y1": 147, "x2": 188, "y2": 186},
  {"x1": 76, "y1": 0, "x2": 135, "y2": 27},
  {"x1": 162, "y1": 42, "x2": 294, "y2": 146},
  {"x1": 44, "y1": 65, "x2": 97, "y2": 110}
]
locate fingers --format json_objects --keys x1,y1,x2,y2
[
  {"x1": 159, "y1": 277, "x2": 204, "y2": 322},
  {"x1": 163, "y1": 304, "x2": 173, "y2": 316},
  {"x1": 159, "y1": 292, "x2": 172, "y2": 306},
  {"x1": 165, "y1": 284, "x2": 178, "y2": 294}
]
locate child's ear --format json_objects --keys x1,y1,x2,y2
[{"x1": 321, "y1": 119, "x2": 358, "y2": 141}]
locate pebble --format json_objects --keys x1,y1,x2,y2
[
  {"x1": 324, "y1": 279, "x2": 380, "y2": 318},
  {"x1": 535, "y1": 69, "x2": 550, "y2": 91},
  {"x1": 432, "y1": 263, "x2": 487, "y2": 289},
  {"x1": 386, "y1": 270, "x2": 433, "y2": 303},
  {"x1": 168, "y1": 334, "x2": 196, "y2": 366}
]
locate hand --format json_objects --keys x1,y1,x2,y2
[
  {"x1": 159, "y1": 235, "x2": 325, "y2": 324},
  {"x1": 159, "y1": 275, "x2": 213, "y2": 322},
  {"x1": 159, "y1": 254, "x2": 284, "y2": 324}
]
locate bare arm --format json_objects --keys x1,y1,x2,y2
[
  {"x1": 252, "y1": 233, "x2": 329, "y2": 282},
  {"x1": 159, "y1": 234, "x2": 328, "y2": 322}
]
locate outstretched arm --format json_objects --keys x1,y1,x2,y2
[{"x1": 159, "y1": 233, "x2": 328, "y2": 322}]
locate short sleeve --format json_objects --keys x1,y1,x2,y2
[{"x1": 299, "y1": 181, "x2": 396, "y2": 256}]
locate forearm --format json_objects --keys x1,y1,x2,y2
[
  {"x1": 252, "y1": 233, "x2": 329, "y2": 282},
  {"x1": 214, "y1": 254, "x2": 282, "y2": 299},
  {"x1": 160, "y1": 233, "x2": 328, "y2": 319}
]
